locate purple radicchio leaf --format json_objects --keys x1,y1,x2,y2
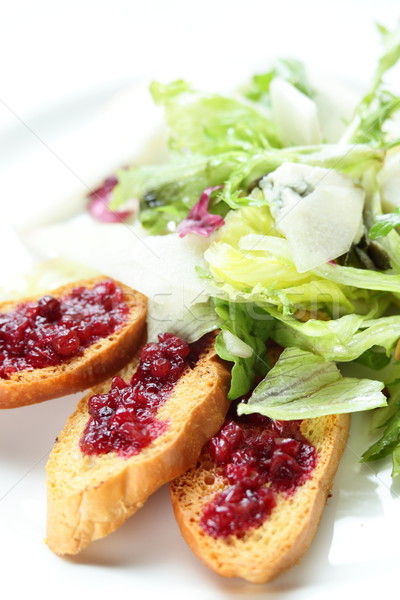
[
  {"x1": 88, "y1": 175, "x2": 134, "y2": 223},
  {"x1": 177, "y1": 186, "x2": 224, "y2": 238}
]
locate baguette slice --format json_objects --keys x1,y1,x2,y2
[
  {"x1": 46, "y1": 333, "x2": 231, "y2": 555},
  {"x1": 170, "y1": 412, "x2": 350, "y2": 583},
  {"x1": 0, "y1": 277, "x2": 147, "y2": 408}
]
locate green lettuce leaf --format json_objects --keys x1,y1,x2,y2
[
  {"x1": 214, "y1": 299, "x2": 274, "y2": 400},
  {"x1": 362, "y1": 408, "x2": 400, "y2": 463},
  {"x1": 204, "y1": 206, "x2": 380, "y2": 317},
  {"x1": 148, "y1": 295, "x2": 275, "y2": 401},
  {"x1": 313, "y1": 262, "x2": 400, "y2": 294},
  {"x1": 206, "y1": 245, "x2": 357, "y2": 316},
  {"x1": 110, "y1": 152, "x2": 244, "y2": 234},
  {"x1": 371, "y1": 378, "x2": 400, "y2": 429},
  {"x1": 345, "y1": 90, "x2": 400, "y2": 146},
  {"x1": 271, "y1": 310, "x2": 400, "y2": 363},
  {"x1": 354, "y1": 347, "x2": 392, "y2": 370},
  {"x1": 150, "y1": 80, "x2": 280, "y2": 153},
  {"x1": 369, "y1": 207, "x2": 400, "y2": 239},
  {"x1": 392, "y1": 445, "x2": 400, "y2": 476},
  {"x1": 219, "y1": 144, "x2": 385, "y2": 208},
  {"x1": 363, "y1": 378, "x2": 400, "y2": 475},
  {"x1": 356, "y1": 168, "x2": 400, "y2": 274},
  {"x1": 238, "y1": 233, "x2": 400, "y2": 294},
  {"x1": 111, "y1": 140, "x2": 384, "y2": 236},
  {"x1": 362, "y1": 168, "x2": 400, "y2": 273},
  {"x1": 206, "y1": 236, "x2": 310, "y2": 291},
  {"x1": 375, "y1": 23, "x2": 400, "y2": 82},
  {"x1": 237, "y1": 347, "x2": 386, "y2": 420}
]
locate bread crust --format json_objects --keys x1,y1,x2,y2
[
  {"x1": 0, "y1": 277, "x2": 147, "y2": 408},
  {"x1": 170, "y1": 412, "x2": 350, "y2": 583},
  {"x1": 46, "y1": 334, "x2": 231, "y2": 555}
]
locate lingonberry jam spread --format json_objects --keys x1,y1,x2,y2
[
  {"x1": 0, "y1": 279, "x2": 129, "y2": 379},
  {"x1": 80, "y1": 333, "x2": 192, "y2": 457},
  {"x1": 200, "y1": 407, "x2": 317, "y2": 539}
]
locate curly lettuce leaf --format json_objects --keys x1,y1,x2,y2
[
  {"x1": 360, "y1": 168, "x2": 400, "y2": 273},
  {"x1": 237, "y1": 347, "x2": 386, "y2": 420},
  {"x1": 110, "y1": 152, "x2": 243, "y2": 234},
  {"x1": 219, "y1": 144, "x2": 385, "y2": 208},
  {"x1": 348, "y1": 90, "x2": 400, "y2": 146},
  {"x1": 150, "y1": 80, "x2": 280, "y2": 153},
  {"x1": 111, "y1": 141, "x2": 384, "y2": 236}
]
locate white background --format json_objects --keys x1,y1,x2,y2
[
  {"x1": 1, "y1": 2, "x2": 400, "y2": 599},
  {"x1": 1, "y1": 0, "x2": 399, "y2": 126}
]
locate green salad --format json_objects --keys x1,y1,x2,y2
[{"x1": 106, "y1": 24, "x2": 400, "y2": 475}]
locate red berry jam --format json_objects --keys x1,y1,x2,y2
[
  {"x1": 0, "y1": 279, "x2": 129, "y2": 379},
  {"x1": 80, "y1": 333, "x2": 192, "y2": 458},
  {"x1": 200, "y1": 408, "x2": 317, "y2": 539}
]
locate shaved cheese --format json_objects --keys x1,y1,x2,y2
[
  {"x1": 270, "y1": 78, "x2": 322, "y2": 146},
  {"x1": 24, "y1": 223, "x2": 211, "y2": 305},
  {"x1": 260, "y1": 163, "x2": 365, "y2": 272},
  {"x1": 378, "y1": 152, "x2": 400, "y2": 213}
]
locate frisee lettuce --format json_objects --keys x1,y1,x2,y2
[
  {"x1": 369, "y1": 207, "x2": 400, "y2": 239},
  {"x1": 362, "y1": 168, "x2": 400, "y2": 273},
  {"x1": 340, "y1": 22, "x2": 400, "y2": 145},
  {"x1": 219, "y1": 144, "x2": 384, "y2": 209},
  {"x1": 110, "y1": 152, "x2": 243, "y2": 234}
]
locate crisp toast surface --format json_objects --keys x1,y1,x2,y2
[{"x1": 46, "y1": 333, "x2": 231, "y2": 555}]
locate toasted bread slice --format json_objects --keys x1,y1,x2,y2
[
  {"x1": 170, "y1": 413, "x2": 349, "y2": 583},
  {"x1": 0, "y1": 277, "x2": 147, "y2": 409},
  {"x1": 46, "y1": 333, "x2": 231, "y2": 555}
]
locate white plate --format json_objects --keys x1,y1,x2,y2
[
  {"x1": 1, "y1": 392, "x2": 398, "y2": 599},
  {"x1": 1, "y1": 39, "x2": 400, "y2": 600}
]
